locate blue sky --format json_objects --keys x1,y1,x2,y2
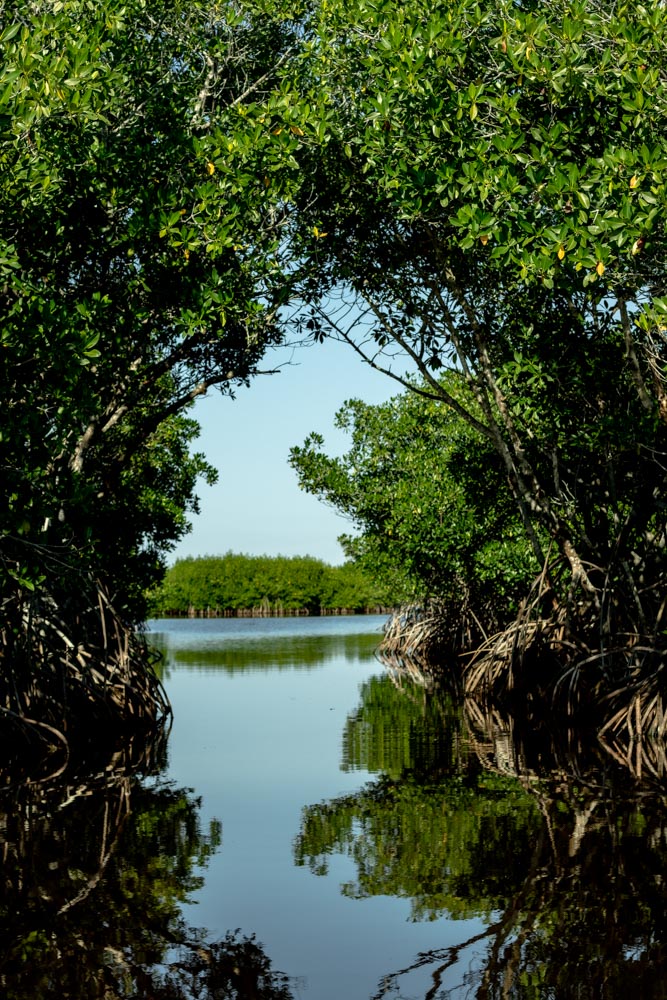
[{"x1": 170, "y1": 337, "x2": 398, "y2": 565}]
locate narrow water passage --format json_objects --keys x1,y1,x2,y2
[
  {"x1": 2, "y1": 616, "x2": 667, "y2": 997},
  {"x1": 153, "y1": 616, "x2": 487, "y2": 1000}
]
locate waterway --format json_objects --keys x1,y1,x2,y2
[
  {"x1": 2, "y1": 615, "x2": 667, "y2": 998},
  {"x1": 155, "y1": 615, "x2": 488, "y2": 1000}
]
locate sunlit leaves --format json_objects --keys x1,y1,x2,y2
[
  {"x1": 293, "y1": 0, "x2": 667, "y2": 283},
  {"x1": 150, "y1": 552, "x2": 392, "y2": 614},
  {"x1": 0, "y1": 0, "x2": 304, "y2": 625},
  {"x1": 290, "y1": 380, "x2": 537, "y2": 618}
]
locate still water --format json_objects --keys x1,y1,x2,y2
[
  {"x1": 155, "y1": 615, "x2": 487, "y2": 1000},
  {"x1": 3, "y1": 615, "x2": 667, "y2": 998}
]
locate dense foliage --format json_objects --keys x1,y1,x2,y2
[
  {"x1": 150, "y1": 552, "x2": 395, "y2": 615},
  {"x1": 0, "y1": 0, "x2": 303, "y2": 736},
  {"x1": 274, "y1": 0, "x2": 667, "y2": 714},
  {"x1": 0, "y1": 0, "x2": 304, "y2": 616},
  {"x1": 4, "y1": 0, "x2": 667, "y2": 737},
  {"x1": 290, "y1": 380, "x2": 538, "y2": 643}
]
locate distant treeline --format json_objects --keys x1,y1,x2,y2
[{"x1": 148, "y1": 553, "x2": 396, "y2": 617}]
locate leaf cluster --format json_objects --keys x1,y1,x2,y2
[
  {"x1": 0, "y1": 0, "x2": 304, "y2": 625},
  {"x1": 278, "y1": 0, "x2": 667, "y2": 654},
  {"x1": 290, "y1": 379, "x2": 538, "y2": 623}
]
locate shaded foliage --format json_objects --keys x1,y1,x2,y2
[
  {"x1": 290, "y1": 381, "x2": 538, "y2": 645},
  {"x1": 0, "y1": 0, "x2": 303, "y2": 736},
  {"x1": 279, "y1": 0, "x2": 667, "y2": 724},
  {"x1": 0, "y1": 0, "x2": 298, "y2": 616}
]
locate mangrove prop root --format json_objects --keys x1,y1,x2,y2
[
  {"x1": 379, "y1": 590, "x2": 667, "y2": 770},
  {"x1": 0, "y1": 578, "x2": 170, "y2": 751}
]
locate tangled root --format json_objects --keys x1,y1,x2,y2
[
  {"x1": 378, "y1": 588, "x2": 667, "y2": 779},
  {"x1": 0, "y1": 577, "x2": 170, "y2": 759}
]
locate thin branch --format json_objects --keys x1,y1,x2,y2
[
  {"x1": 617, "y1": 296, "x2": 655, "y2": 413},
  {"x1": 317, "y1": 294, "x2": 496, "y2": 441},
  {"x1": 227, "y1": 45, "x2": 299, "y2": 112}
]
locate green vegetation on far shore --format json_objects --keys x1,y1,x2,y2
[{"x1": 149, "y1": 553, "x2": 398, "y2": 617}]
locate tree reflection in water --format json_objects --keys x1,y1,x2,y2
[
  {"x1": 0, "y1": 728, "x2": 293, "y2": 1000},
  {"x1": 296, "y1": 670, "x2": 667, "y2": 998}
]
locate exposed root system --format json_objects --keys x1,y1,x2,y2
[
  {"x1": 379, "y1": 582, "x2": 667, "y2": 772},
  {"x1": 378, "y1": 597, "x2": 477, "y2": 667},
  {"x1": 0, "y1": 576, "x2": 170, "y2": 760}
]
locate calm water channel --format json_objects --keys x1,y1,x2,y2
[{"x1": 3, "y1": 614, "x2": 667, "y2": 998}]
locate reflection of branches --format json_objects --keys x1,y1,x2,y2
[
  {"x1": 0, "y1": 728, "x2": 235, "y2": 999},
  {"x1": 372, "y1": 923, "x2": 498, "y2": 1000},
  {"x1": 373, "y1": 787, "x2": 666, "y2": 1000},
  {"x1": 56, "y1": 782, "x2": 131, "y2": 916},
  {"x1": 147, "y1": 930, "x2": 295, "y2": 1000},
  {"x1": 474, "y1": 827, "x2": 548, "y2": 1000},
  {"x1": 0, "y1": 736, "x2": 161, "y2": 928},
  {"x1": 346, "y1": 667, "x2": 667, "y2": 998},
  {"x1": 373, "y1": 847, "x2": 546, "y2": 1000}
]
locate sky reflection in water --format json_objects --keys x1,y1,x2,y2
[
  {"x1": 152, "y1": 616, "x2": 667, "y2": 999},
  {"x1": 152, "y1": 615, "x2": 487, "y2": 1000},
  {"x1": 2, "y1": 617, "x2": 667, "y2": 997}
]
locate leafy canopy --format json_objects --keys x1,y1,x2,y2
[
  {"x1": 0, "y1": 0, "x2": 303, "y2": 620},
  {"x1": 151, "y1": 552, "x2": 394, "y2": 614},
  {"x1": 277, "y1": 0, "x2": 667, "y2": 665}
]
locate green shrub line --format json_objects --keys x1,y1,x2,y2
[{"x1": 148, "y1": 552, "x2": 399, "y2": 617}]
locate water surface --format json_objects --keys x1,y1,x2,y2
[
  {"x1": 149, "y1": 616, "x2": 667, "y2": 999},
  {"x1": 3, "y1": 616, "x2": 667, "y2": 997},
  {"x1": 151, "y1": 615, "x2": 488, "y2": 999}
]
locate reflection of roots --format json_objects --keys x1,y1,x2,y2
[
  {"x1": 467, "y1": 624, "x2": 667, "y2": 777},
  {"x1": 380, "y1": 586, "x2": 667, "y2": 773},
  {"x1": 462, "y1": 698, "x2": 527, "y2": 778},
  {"x1": 461, "y1": 696, "x2": 596, "y2": 784},
  {"x1": 379, "y1": 606, "x2": 667, "y2": 781},
  {"x1": 0, "y1": 726, "x2": 168, "y2": 926},
  {"x1": 377, "y1": 650, "x2": 438, "y2": 690},
  {"x1": 0, "y1": 578, "x2": 171, "y2": 760}
]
